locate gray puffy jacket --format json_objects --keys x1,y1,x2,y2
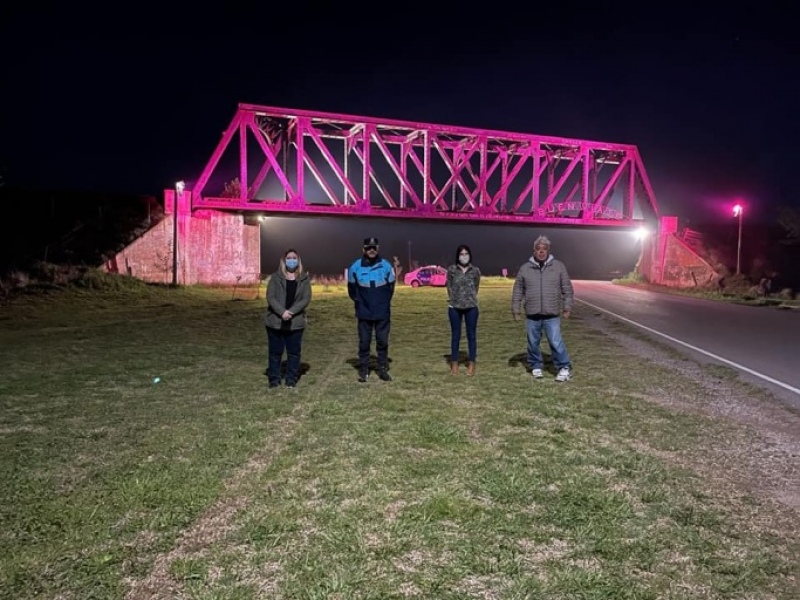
[{"x1": 511, "y1": 255, "x2": 573, "y2": 317}]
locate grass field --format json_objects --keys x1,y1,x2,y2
[{"x1": 1, "y1": 277, "x2": 798, "y2": 599}]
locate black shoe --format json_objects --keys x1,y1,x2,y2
[
  {"x1": 268, "y1": 381, "x2": 280, "y2": 389},
  {"x1": 285, "y1": 381, "x2": 296, "y2": 388},
  {"x1": 377, "y1": 369, "x2": 392, "y2": 382},
  {"x1": 358, "y1": 369, "x2": 368, "y2": 383}
]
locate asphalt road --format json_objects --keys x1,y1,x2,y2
[{"x1": 572, "y1": 281, "x2": 800, "y2": 407}]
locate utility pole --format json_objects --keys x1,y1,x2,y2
[
  {"x1": 172, "y1": 181, "x2": 185, "y2": 286},
  {"x1": 733, "y1": 204, "x2": 743, "y2": 276}
]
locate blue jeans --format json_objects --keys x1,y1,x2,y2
[
  {"x1": 526, "y1": 316, "x2": 571, "y2": 370},
  {"x1": 267, "y1": 327, "x2": 304, "y2": 385},
  {"x1": 449, "y1": 306, "x2": 479, "y2": 362}
]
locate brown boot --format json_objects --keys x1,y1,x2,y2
[
  {"x1": 450, "y1": 362, "x2": 459, "y2": 375},
  {"x1": 467, "y1": 361, "x2": 476, "y2": 376}
]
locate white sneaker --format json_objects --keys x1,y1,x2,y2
[
  {"x1": 555, "y1": 367, "x2": 572, "y2": 382},
  {"x1": 531, "y1": 369, "x2": 544, "y2": 379}
]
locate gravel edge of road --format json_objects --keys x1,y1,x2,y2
[{"x1": 580, "y1": 307, "x2": 800, "y2": 517}]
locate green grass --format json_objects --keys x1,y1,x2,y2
[{"x1": 1, "y1": 279, "x2": 798, "y2": 599}]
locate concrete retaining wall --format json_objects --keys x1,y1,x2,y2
[{"x1": 102, "y1": 190, "x2": 260, "y2": 285}]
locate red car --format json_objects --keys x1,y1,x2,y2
[{"x1": 404, "y1": 265, "x2": 447, "y2": 288}]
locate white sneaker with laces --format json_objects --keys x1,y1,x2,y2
[
  {"x1": 555, "y1": 367, "x2": 572, "y2": 382},
  {"x1": 531, "y1": 368, "x2": 544, "y2": 379}
]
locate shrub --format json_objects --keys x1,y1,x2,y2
[
  {"x1": 72, "y1": 269, "x2": 150, "y2": 291},
  {"x1": 612, "y1": 270, "x2": 646, "y2": 284}
]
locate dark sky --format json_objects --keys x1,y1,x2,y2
[{"x1": 1, "y1": 3, "x2": 797, "y2": 230}]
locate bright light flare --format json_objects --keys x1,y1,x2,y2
[
  {"x1": 176, "y1": 180, "x2": 186, "y2": 193},
  {"x1": 632, "y1": 226, "x2": 650, "y2": 241},
  {"x1": 733, "y1": 204, "x2": 743, "y2": 217}
]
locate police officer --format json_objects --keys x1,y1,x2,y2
[{"x1": 347, "y1": 237, "x2": 395, "y2": 382}]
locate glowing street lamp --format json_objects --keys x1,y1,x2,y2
[
  {"x1": 632, "y1": 225, "x2": 650, "y2": 241},
  {"x1": 733, "y1": 203, "x2": 743, "y2": 275},
  {"x1": 172, "y1": 181, "x2": 185, "y2": 286}
]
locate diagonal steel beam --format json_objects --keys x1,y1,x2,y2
[
  {"x1": 369, "y1": 126, "x2": 422, "y2": 208},
  {"x1": 246, "y1": 118, "x2": 296, "y2": 201},
  {"x1": 190, "y1": 103, "x2": 660, "y2": 227},
  {"x1": 193, "y1": 111, "x2": 242, "y2": 198},
  {"x1": 351, "y1": 143, "x2": 397, "y2": 208},
  {"x1": 301, "y1": 118, "x2": 362, "y2": 206}
]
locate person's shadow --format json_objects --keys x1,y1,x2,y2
[
  {"x1": 441, "y1": 351, "x2": 470, "y2": 366},
  {"x1": 263, "y1": 362, "x2": 311, "y2": 381},
  {"x1": 508, "y1": 351, "x2": 554, "y2": 374},
  {"x1": 346, "y1": 355, "x2": 394, "y2": 372}
]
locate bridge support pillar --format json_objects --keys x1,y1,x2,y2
[
  {"x1": 102, "y1": 190, "x2": 261, "y2": 285},
  {"x1": 636, "y1": 215, "x2": 719, "y2": 288},
  {"x1": 637, "y1": 216, "x2": 677, "y2": 285}
]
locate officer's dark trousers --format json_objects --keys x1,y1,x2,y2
[{"x1": 358, "y1": 318, "x2": 390, "y2": 370}]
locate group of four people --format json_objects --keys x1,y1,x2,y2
[{"x1": 264, "y1": 235, "x2": 574, "y2": 388}]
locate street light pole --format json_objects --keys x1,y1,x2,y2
[
  {"x1": 407, "y1": 240, "x2": 412, "y2": 272},
  {"x1": 173, "y1": 181, "x2": 185, "y2": 286},
  {"x1": 733, "y1": 204, "x2": 743, "y2": 276}
]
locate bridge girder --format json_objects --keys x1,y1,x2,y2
[{"x1": 191, "y1": 103, "x2": 660, "y2": 228}]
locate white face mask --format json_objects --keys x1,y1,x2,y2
[{"x1": 459, "y1": 254, "x2": 470, "y2": 266}]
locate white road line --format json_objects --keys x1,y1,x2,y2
[{"x1": 576, "y1": 298, "x2": 800, "y2": 397}]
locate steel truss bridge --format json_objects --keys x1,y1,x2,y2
[{"x1": 191, "y1": 103, "x2": 660, "y2": 228}]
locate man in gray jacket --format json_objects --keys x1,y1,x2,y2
[{"x1": 511, "y1": 235, "x2": 574, "y2": 382}]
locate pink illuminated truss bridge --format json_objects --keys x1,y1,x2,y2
[{"x1": 191, "y1": 103, "x2": 660, "y2": 227}]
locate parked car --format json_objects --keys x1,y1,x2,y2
[{"x1": 404, "y1": 265, "x2": 447, "y2": 287}]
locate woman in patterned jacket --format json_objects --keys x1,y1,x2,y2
[{"x1": 446, "y1": 244, "x2": 481, "y2": 376}]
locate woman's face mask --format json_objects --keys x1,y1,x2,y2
[
  {"x1": 458, "y1": 254, "x2": 470, "y2": 265},
  {"x1": 285, "y1": 258, "x2": 298, "y2": 271}
]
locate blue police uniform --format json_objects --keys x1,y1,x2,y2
[{"x1": 347, "y1": 237, "x2": 395, "y2": 380}]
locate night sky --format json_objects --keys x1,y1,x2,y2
[{"x1": 1, "y1": 4, "x2": 797, "y2": 276}]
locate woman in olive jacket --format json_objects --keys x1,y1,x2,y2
[{"x1": 264, "y1": 249, "x2": 312, "y2": 388}]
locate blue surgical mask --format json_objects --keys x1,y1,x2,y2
[{"x1": 285, "y1": 258, "x2": 298, "y2": 271}]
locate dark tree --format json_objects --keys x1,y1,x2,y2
[{"x1": 777, "y1": 206, "x2": 800, "y2": 246}]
